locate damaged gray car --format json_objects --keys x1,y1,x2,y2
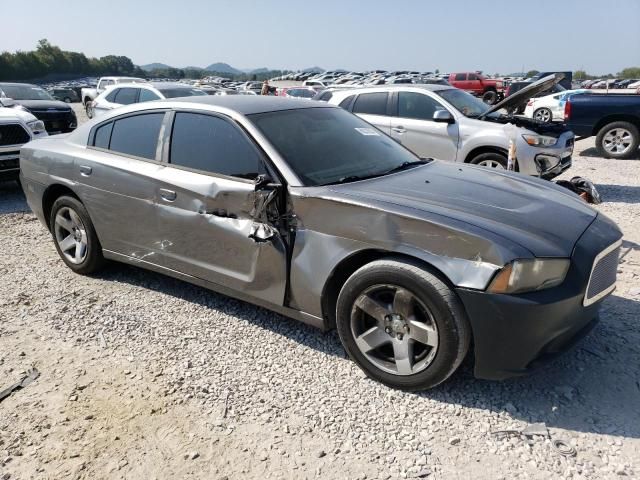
[{"x1": 20, "y1": 96, "x2": 622, "y2": 390}]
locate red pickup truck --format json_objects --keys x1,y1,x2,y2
[{"x1": 448, "y1": 72, "x2": 504, "y2": 104}]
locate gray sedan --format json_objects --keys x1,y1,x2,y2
[{"x1": 20, "y1": 96, "x2": 622, "y2": 390}]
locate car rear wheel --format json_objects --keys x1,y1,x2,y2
[
  {"x1": 469, "y1": 152, "x2": 508, "y2": 170},
  {"x1": 596, "y1": 121, "x2": 639, "y2": 159},
  {"x1": 50, "y1": 196, "x2": 104, "y2": 274},
  {"x1": 336, "y1": 259, "x2": 470, "y2": 390},
  {"x1": 533, "y1": 107, "x2": 553, "y2": 123},
  {"x1": 482, "y1": 90, "x2": 497, "y2": 104}
]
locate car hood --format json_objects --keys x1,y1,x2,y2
[
  {"x1": 329, "y1": 161, "x2": 596, "y2": 258},
  {"x1": 482, "y1": 74, "x2": 563, "y2": 117},
  {"x1": 14, "y1": 100, "x2": 72, "y2": 111},
  {"x1": 0, "y1": 106, "x2": 37, "y2": 123}
]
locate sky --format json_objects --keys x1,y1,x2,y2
[{"x1": 2, "y1": 0, "x2": 639, "y2": 75}]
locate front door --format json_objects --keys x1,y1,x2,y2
[
  {"x1": 390, "y1": 91, "x2": 459, "y2": 162},
  {"x1": 152, "y1": 111, "x2": 288, "y2": 305}
]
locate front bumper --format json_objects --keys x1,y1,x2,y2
[
  {"x1": 458, "y1": 213, "x2": 622, "y2": 380},
  {"x1": 516, "y1": 132, "x2": 574, "y2": 178}
]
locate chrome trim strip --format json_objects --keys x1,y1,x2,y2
[{"x1": 583, "y1": 239, "x2": 622, "y2": 307}]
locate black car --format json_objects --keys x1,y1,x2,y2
[
  {"x1": 48, "y1": 88, "x2": 80, "y2": 103},
  {"x1": 0, "y1": 83, "x2": 77, "y2": 134}
]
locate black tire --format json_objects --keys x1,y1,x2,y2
[
  {"x1": 85, "y1": 102, "x2": 94, "y2": 119},
  {"x1": 336, "y1": 258, "x2": 471, "y2": 391},
  {"x1": 595, "y1": 121, "x2": 639, "y2": 159},
  {"x1": 469, "y1": 151, "x2": 508, "y2": 170},
  {"x1": 49, "y1": 196, "x2": 105, "y2": 275},
  {"x1": 482, "y1": 90, "x2": 497, "y2": 105}
]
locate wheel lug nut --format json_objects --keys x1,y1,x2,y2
[
  {"x1": 385, "y1": 327, "x2": 392, "y2": 334},
  {"x1": 396, "y1": 333, "x2": 403, "y2": 340}
]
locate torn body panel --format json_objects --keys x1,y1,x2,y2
[{"x1": 286, "y1": 189, "x2": 521, "y2": 319}]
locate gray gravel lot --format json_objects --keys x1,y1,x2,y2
[{"x1": 0, "y1": 104, "x2": 639, "y2": 480}]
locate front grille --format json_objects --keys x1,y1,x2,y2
[
  {"x1": 0, "y1": 123, "x2": 30, "y2": 146},
  {"x1": 28, "y1": 109, "x2": 75, "y2": 132},
  {"x1": 0, "y1": 157, "x2": 19, "y2": 171},
  {"x1": 583, "y1": 241, "x2": 621, "y2": 306}
]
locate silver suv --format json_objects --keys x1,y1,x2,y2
[{"x1": 327, "y1": 75, "x2": 574, "y2": 178}]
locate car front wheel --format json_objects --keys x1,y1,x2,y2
[
  {"x1": 85, "y1": 102, "x2": 94, "y2": 119},
  {"x1": 336, "y1": 259, "x2": 471, "y2": 390},
  {"x1": 533, "y1": 107, "x2": 553, "y2": 123},
  {"x1": 50, "y1": 196, "x2": 104, "y2": 274}
]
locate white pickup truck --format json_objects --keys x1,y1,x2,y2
[
  {"x1": 0, "y1": 100, "x2": 48, "y2": 181},
  {"x1": 81, "y1": 76, "x2": 146, "y2": 118}
]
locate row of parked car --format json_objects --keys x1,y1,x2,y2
[{"x1": 580, "y1": 78, "x2": 640, "y2": 89}]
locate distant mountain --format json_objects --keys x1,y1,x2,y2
[
  {"x1": 140, "y1": 63, "x2": 172, "y2": 71},
  {"x1": 204, "y1": 62, "x2": 242, "y2": 74},
  {"x1": 248, "y1": 67, "x2": 269, "y2": 74}
]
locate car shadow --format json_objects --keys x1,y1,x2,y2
[
  {"x1": 0, "y1": 180, "x2": 29, "y2": 215},
  {"x1": 579, "y1": 146, "x2": 640, "y2": 160},
  {"x1": 98, "y1": 261, "x2": 640, "y2": 439},
  {"x1": 598, "y1": 184, "x2": 640, "y2": 204},
  {"x1": 417, "y1": 293, "x2": 640, "y2": 439}
]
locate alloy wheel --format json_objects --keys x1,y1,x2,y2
[
  {"x1": 534, "y1": 108, "x2": 552, "y2": 122},
  {"x1": 603, "y1": 128, "x2": 633, "y2": 155},
  {"x1": 477, "y1": 159, "x2": 506, "y2": 169},
  {"x1": 350, "y1": 284, "x2": 439, "y2": 376},
  {"x1": 54, "y1": 206, "x2": 88, "y2": 264}
]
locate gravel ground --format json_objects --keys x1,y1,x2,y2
[{"x1": 0, "y1": 105, "x2": 639, "y2": 480}]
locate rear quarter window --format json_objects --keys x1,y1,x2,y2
[
  {"x1": 108, "y1": 113, "x2": 164, "y2": 160},
  {"x1": 352, "y1": 93, "x2": 388, "y2": 116}
]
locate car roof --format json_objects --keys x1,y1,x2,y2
[
  {"x1": 148, "y1": 95, "x2": 335, "y2": 115},
  {"x1": 0, "y1": 82, "x2": 40, "y2": 87}
]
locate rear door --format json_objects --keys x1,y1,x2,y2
[
  {"x1": 152, "y1": 110, "x2": 288, "y2": 305},
  {"x1": 78, "y1": 111, "x2": 168, "y2": 259},
  {"x1": 350, "y1": 92, "x2": 392, "y2": 135},
  {"x1": 389, "y1": 91, "x2": 459, "y2": 161}
]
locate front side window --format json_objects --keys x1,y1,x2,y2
[
  {"x1": 468, "y1": 73, "x2": 478, "y2": 81},
  {"x1": 109, "y1": 113, "x2": 164, "y2": 160},
  {"x1": 249, "y1": 107, "x2": 421, "y2": 186},
  {"x1": 139, "y1": 89, "x2": 161, "y2": 102},
  {"x1": 352, "y1": 92, "x2": 388, "y2": 116},
  {"x1": 169, "y1": 112, "x2": 265, "y2": 180},
  {"x1": 397, "y1": 92, "x2": 446, "y2": 121},
  {"x1": 113, "y1": 88, "x2": 139, "y2": 105}
]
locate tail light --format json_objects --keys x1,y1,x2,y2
[{"x1": 564, "y1": 100, "x2": 571, "y2": 121}]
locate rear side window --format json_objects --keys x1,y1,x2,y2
[
  {"x1": 398, "y1": 92, "x2": 445, "y2": 121},
  {"x1": 113, "y1": 88, "x2": 139, "y2": 105},
  {"x1": 454, "y1": 73, "x2": 466, "y2": 81},
  {"x1": 105, "y1": 89, "x2": 118, "y2": 102},
  {"x1": 109, "y1": 113, "x2": 164, "y2": 160},
  {"x1": 352, "y1": 93, "x2": 388, "y2": 116},
  {"x1": 93, "y1": 122, "x2": 113, "y2": 149},
  {"x1": 169, "y1": 112, "x2": 265, "y2": 180},
  {"x1": 339, "y1": 95, "x2": 355, "y2": 110}
]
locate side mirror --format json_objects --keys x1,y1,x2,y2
[
  {"x1": 254, "y1": 174, "x2": 281, "y2": 190},
  {"x1": 433, "y1": 110, "x2": 454, "y2": 124}
]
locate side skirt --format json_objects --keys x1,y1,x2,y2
[{"x1": 102, "y1": 250, "x2": 328, "y2": 331}]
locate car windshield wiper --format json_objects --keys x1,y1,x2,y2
[
  {"x1": 379, "y1": 159, "x2": 431, "y2": 176},
  {"x1": 323, "y1": 173, "x2": 385, "y2": 185}
]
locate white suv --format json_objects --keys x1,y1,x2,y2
[
  {"x1": 0, "y1": 103, "x2": 47, "y2": 181},
  {"x1": 327, "y1": 76, "x2": 575, "y2": 178}
]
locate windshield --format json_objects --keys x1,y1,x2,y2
[
  {"x1": 435, "y1": 88, "x2": 495, "y2": 118},
  {"x1": 287, "y1": 89, "x2": 316, "y2": 98},
  {"x1": 157, "y1": 88, "x2": 207, "y2": 98},
  {"x1": 0, "y1": 85, "x2": 54, "y2": 101},
  {"x1": 249, "y1": 107, "x2": 422, "y2": 186}
]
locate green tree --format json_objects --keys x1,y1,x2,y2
[
  {"x1": 525, "y1": 69, "x2": 540, "y2": 78},
  {"x1": 618, "y1": 67, "x2": 640, "y2": 79},
  {"x1": 574, "y1": 70, "x2": 588, "y2": 80}
]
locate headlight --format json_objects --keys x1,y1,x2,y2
[
  {"x1": 488, "y1": 259, "x2": 569, "y2": 294},
  {"x1": 522, "y1": 134, "x2": 558, "y2": 147},
  {"x1": 27, "y1": 120, "x2": 47, "y2": 135}
]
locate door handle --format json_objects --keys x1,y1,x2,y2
[
  {"x1": 159, "y1": 189, "x2": 177, "y2": 202},
  {"x1": 79, "y1": 165, "x2": 92, "y2": 176},
  {"x1": 392, "y1": 126, "x2": 407, "y2": 134}
]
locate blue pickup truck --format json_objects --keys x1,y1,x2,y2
[{"x1": 564, "y1": 93, "x2": 640, "y2": 159}]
